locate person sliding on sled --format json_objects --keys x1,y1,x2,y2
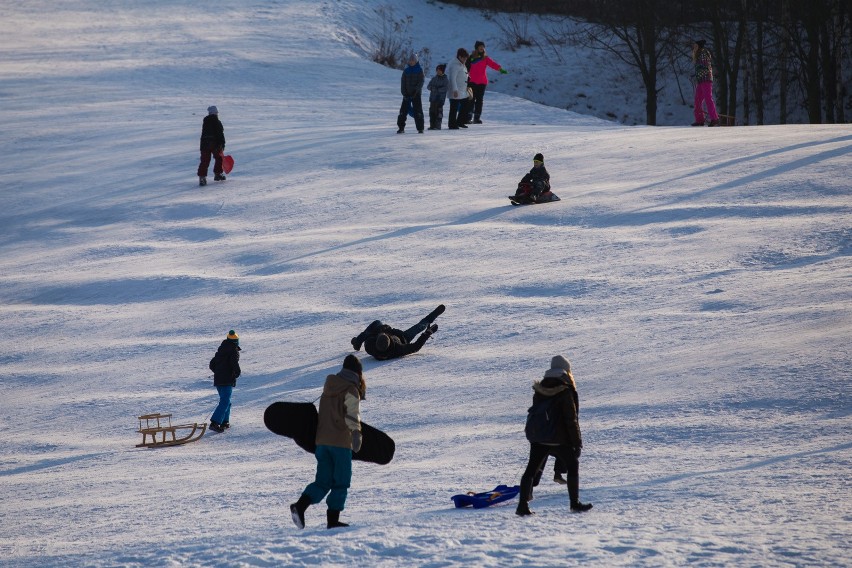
[
  {"x1": 512, "y1": 153, "x2": 556, "y2": 204},
  {"x1": 516, "y1": 355, "x2": 592, "y2": 516},
  {"x1": 291, "y1": 355, "x2": 367, "y2": 530},
  {"x1": 351, "y1": 305, "x2": 444, "y2": 361},
  {"x1": 208, "y1": 330, "x2": 241, "y2": 433}
]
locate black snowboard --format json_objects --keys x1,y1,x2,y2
[
  {"x1": 263, "y1": 401, "x2": 395, "y2": 465},
  {"x1": 508, "y1": 193, "x2": 561, "y2": 206}
]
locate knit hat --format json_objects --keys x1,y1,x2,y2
[
  {"x1": 226, "y1": 329, "x2": 241, "y2": 350},
  {"x1": 533, "y1": 153, "x2": 544, "y2": 163},
  {"x1": 207, "y1": 105, "x2": 219, "y2": 115},
  {"x1": 409, "y1": 52, "x2": 418, "y2": 63},
  {"x1": 474, "y1": 40, "x2": 485, "y2": 50},
  {"x1": 550, "y1": 355, "x2": 571, "y2": 373},
  {"x1": 375, "y1": 333, "x2": 391, "y2": 352},
  {"x1": 436, "y1": 63, "x2": 446, "y2": 72},
  {"x1": 694, "y1": 39, "x2": 706, "y2": 48},
  {"x1": 343, "y1": 354, "x2": 362, "y2": 375}
]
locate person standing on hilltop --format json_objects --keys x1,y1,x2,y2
[
  {"x1": 691, "y1": 40, "x2": 720, "y2": 127},
  {"x1": 464, "y1": 40, "x2": 507, "y2": 125}
]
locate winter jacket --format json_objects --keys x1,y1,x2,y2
[
  {"x1": 315, "y1": 369, "x2": 362, "y2": 450},
  {"x1": 211, "y1": 339, "x2": 241, "y2": 386},
  {"x1": 199, "y1": 114, "x2": 225, "y2": 150},
  {"x1": 521, "y1": 164, "x2": 551, "y2": 191},
  {"x1": 447, "y1": 57, "x2": 469, "y2": 100},
  {"x1": 427, "y1": 74, "x2": 449, "y2": 103},
  {"x1": 530, "y1": 371, "x2": 582, "y2": 448},
  {"x1": 363, "y1": 324, "x2": 430, "y2": 361},
  {"x1": 468, "y1": 54, "x2": 502, "y2": 85},
  {"x1": 694, "y1": 47, "x2": 714, "y2": 84},
  {"x1": 400, "y1": 63, "x2": 424, "y2": 97}
]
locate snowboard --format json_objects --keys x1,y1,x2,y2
[
  {"x1": 451, "y1": 484, "x2": 521, "y2": 508},
  {"x1": 508, "y1": 193, "x2": 560, "y2": 206},
  {"x1": 263, "y1": 401, "x2": 395, "y2": 465}
]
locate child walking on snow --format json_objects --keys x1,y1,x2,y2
[{"x1": 197, "y1": 105, "x2": 226, "y2": 186}]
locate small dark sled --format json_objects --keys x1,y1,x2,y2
[
  {"x1": 264, "y1": 401, "x2": 395, "y2": 465},
  {"x1": 452, "y1": 484, "x2": 521, "y2": 509},
  {"x1": 508, "y1": 193, "x2": 560, "y2": 206}
]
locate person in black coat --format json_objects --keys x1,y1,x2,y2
[
  {"x1": 516, "y1": 355, "x2": 592, "y2": 516},
  {"x1": 197, "y1": 105, "x2": 226, "y2": 186},
  {"x1": 351, "y1": 305, "x2": 444, "y2": 361},
  {"x1": 513, "y1": 152, "x2": 553, "y2": 203},
  {"x1": 397, "y1": 53, "x2": 425, "y2": 134},
  {"x1": 208, "y1": 330, "x2": 241, "y2": 432}
]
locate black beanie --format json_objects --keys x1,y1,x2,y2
[
  {"x1": 534, "y1": 153, "x2": 544, "y2": 162},
  {"x1": 343, "y1": 354, "x2": 362, "y2": 375}
]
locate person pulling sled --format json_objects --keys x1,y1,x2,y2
[{"x1": 510, "y1": 153, "x2": 559, "y2": 205}]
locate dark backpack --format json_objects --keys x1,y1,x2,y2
[{"x1": 525, "y1": 396, "x2": 559, "y2": 443}]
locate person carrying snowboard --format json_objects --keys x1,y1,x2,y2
[
  {"x1": 516, "y1": 355, "x2": 592, "y2": 516},
  {"x1": 351, "y1": 305, "x2": 444, "y2": 361},
  {"x1": 208, "y1": 330, "x2": 241, "y2": 432},
  {"x1": 197, "y1": 105, "x2": 226, "y2": 186},
  {"x1": 291, "y1": 354, "x2": 366, "y2": 530},
  {"x1": 397, "y1": 53, "x2": 425, "y2": 134},
  {"x1": 512, "y1": 153, "x2": 555, "y2": 204}
]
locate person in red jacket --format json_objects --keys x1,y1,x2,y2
[{"x1": 465, "y1": 41, "x2": 507, "y2": 124}]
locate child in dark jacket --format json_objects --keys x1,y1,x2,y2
[
  {"x1": 397, "y1": 53, "x2": 425, "y2": 134},
  {"x1": 426, "y1": 64, "x2": 449, "y2": 130},
  {"x1": 351, "y1": 305, "x2": 444, "y2": 360},
  {"x1": 197, "y1": 105, "x2": 226, "y2": 186},
  {"x1": 208, "y1": 330, "x2": 241, "y2": 432},
  {"x1": 513, "y1": 153, "x2": 555, "y2": 204}
]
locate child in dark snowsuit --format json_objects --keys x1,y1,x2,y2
[
  {"x1": 197, "y1": 105, "x2": 226, "y2": 186},
  {"x1": 397, "y1": 54, "x2": 425, "y2": 134},
  {"x1": 351, "y1": 305, "x2": 444, "y2": 361},
  {"x1": 513, "y1": 153, "x2": 553, "y2": 203},
  {"x1": 426, "y1": 64, "x2": 449, "y2": 130},
  {"x1": 208, "y1": 330, "x2": 241, "y2": 432}
]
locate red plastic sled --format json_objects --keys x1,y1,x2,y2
[{"x1": 221, "y1": 152, "x2": 234, "y2": 174}]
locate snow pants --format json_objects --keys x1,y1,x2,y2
[
  {"x1": 397, "y1": 96, "x2": 424, "y2": 132},
  {"x1": 198, "y1": 142, "x2": 223, "y2": 177},
  {"x1": 211, "y1": 385, "x2": 232, "y2": 425},
  {"x1": 519, "y1": 443, "x2": 580, "y2": 504},
  {"x1": 694, "y1": 81, "x2": 719, "y2": 123},
  {"x1": 429, "y1": 99, "x2": 445, "y2": 129},
  {"x1": 354, "y1": 308, "x2": 440, "y2": 346},
  {"x1": 302, "y1": 444, "x2": 353, "y2": 511},
  {"x1": 468, "y1": 83, "x2": 487, "y2": 121}
]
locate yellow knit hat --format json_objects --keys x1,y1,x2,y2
[{"x1": 227, "y1": 330, "x2": 239, "y2": 341}]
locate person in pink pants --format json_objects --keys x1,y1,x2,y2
[{"x1": 691, "y1": 40, "x2": 719, "y2": 127}]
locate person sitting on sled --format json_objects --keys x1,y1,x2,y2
[
  {"x1": 351, "y1": 305, "x2": 445, "y2": 361},
  {"x1": 513, "y1": 153, "x2": 553, "y2": 203}
]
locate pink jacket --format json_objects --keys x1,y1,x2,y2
[{"x1": 468, "y1": 55, "x2": 502, "y2": 85}]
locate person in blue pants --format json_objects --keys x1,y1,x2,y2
[
  {"x1": 291, "y1": 355, "x2": 366, "y2": 529},
  {"x1": 208, "y1": 330, "x2": 241, "y2": 432},
  {"x1": 350, "y1": 304, "x2": 445, "y2": 360}
]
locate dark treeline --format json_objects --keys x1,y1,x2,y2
[{"x1": 439, "y1": 0, "x2": 851, "y2": 124}]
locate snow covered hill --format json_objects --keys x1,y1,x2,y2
[{"x1": 0, "y1": 1, "x2": 850, "y2": 566}]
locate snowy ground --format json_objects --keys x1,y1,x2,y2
[{"x1": 0, "y1": 1, "x2": 850, "y2": 566}]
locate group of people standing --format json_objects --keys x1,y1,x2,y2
[{"x1": 397, "y1": 40, "x2": 508, "y2": 133}]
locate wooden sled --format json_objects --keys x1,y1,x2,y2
[{"x1": 136, "y1": 413, "x2": 206, "y2": 448}]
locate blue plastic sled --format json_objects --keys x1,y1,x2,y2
[{"x1": 451, "y1": 484, "x2": 520, "y2": 509}]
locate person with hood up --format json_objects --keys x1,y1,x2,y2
[
  {"x1": 516, "y1": 355, "x2": 592, "y2": 516},
  {"x1": 397, "y1": 53, "x2": 425, "y2": 134},
  {"x1": 464, "y1": 40, "x2": 507, "y2": 124},
  {"x1": 197, "y1": 105, "x2": 226, "y2": 186},
  {"x1": 351, "y1": 304, "x2": 444, "y2": 361},
  {"x1": 691, "y1": 39, "x2": 720, "y2": 127},
  {"x1": 446, "y1": 48, "x2": 470, "y2": 130},
  {"x1": 290, "y1": 355, "x2": 367, "y2": 530},
  {"x1": 208, "y1": 330, "x2": 241, "y2": 432}
]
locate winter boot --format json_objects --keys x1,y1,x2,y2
[
  {"x1": 290, "y1": 495, "x2": 311, "y2": 529},
  {"x1": 214, "y1": 173, "x2": 226, "y2": 181},
  {"x1": 351, "y1": 337, "x2": 362, "y2": 351},
  {"x1": 515, "y1": 502, "x2": 535, "y2": 516},
  {"x1": 707, "y1": 119, "x2": 720, "y2": 127},
  {"x1": 199, "y1": 176, "x2": 207, "y2": 186},
  {"x1": 568, "y1": 476, "x2": 592, "y2": 512},
  {"x1": 327, "y1": 509, "x2": 349, "y2": 529},
  {"x1": 691, "y1": 121, "x2": 705, "y2": 126},
  {"x1": 553, "y1": 473, "x2": 567, "y2": 485},
  {"x1": 209, "y1": 420, "x2": 225, "y2": 433},
  {"x1": 222, "y1": 421, "x2": 230, "y2": 429},
  {"x1": 426, "y1": 304, "x2": 446, "y2": 322}
]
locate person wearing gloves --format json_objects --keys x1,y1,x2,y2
[
  {"x1": 516, "y1": 355, "x2": 593, "y2": 516},
  {"x1": 208, "y1": 330, "x2": 241, "y2": 432},
  {"x1": 465, "y1": 40, "x2": 507, "y2": 124},
  {"x1": 446, "y1": 48, "x2": 470, "y2": 130},
  {"x1": 291, "y1": 354, "x2": 367, "y2": 530},
  {"x1": 197, "y1": 105, "x2": 226, "y2": 186},
  {"x1": 351, "y1": 305, "x2": 445, "y2": 361},
  {"x1": 397, "y1": 53, "x2": 425, "y2": 134}
]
